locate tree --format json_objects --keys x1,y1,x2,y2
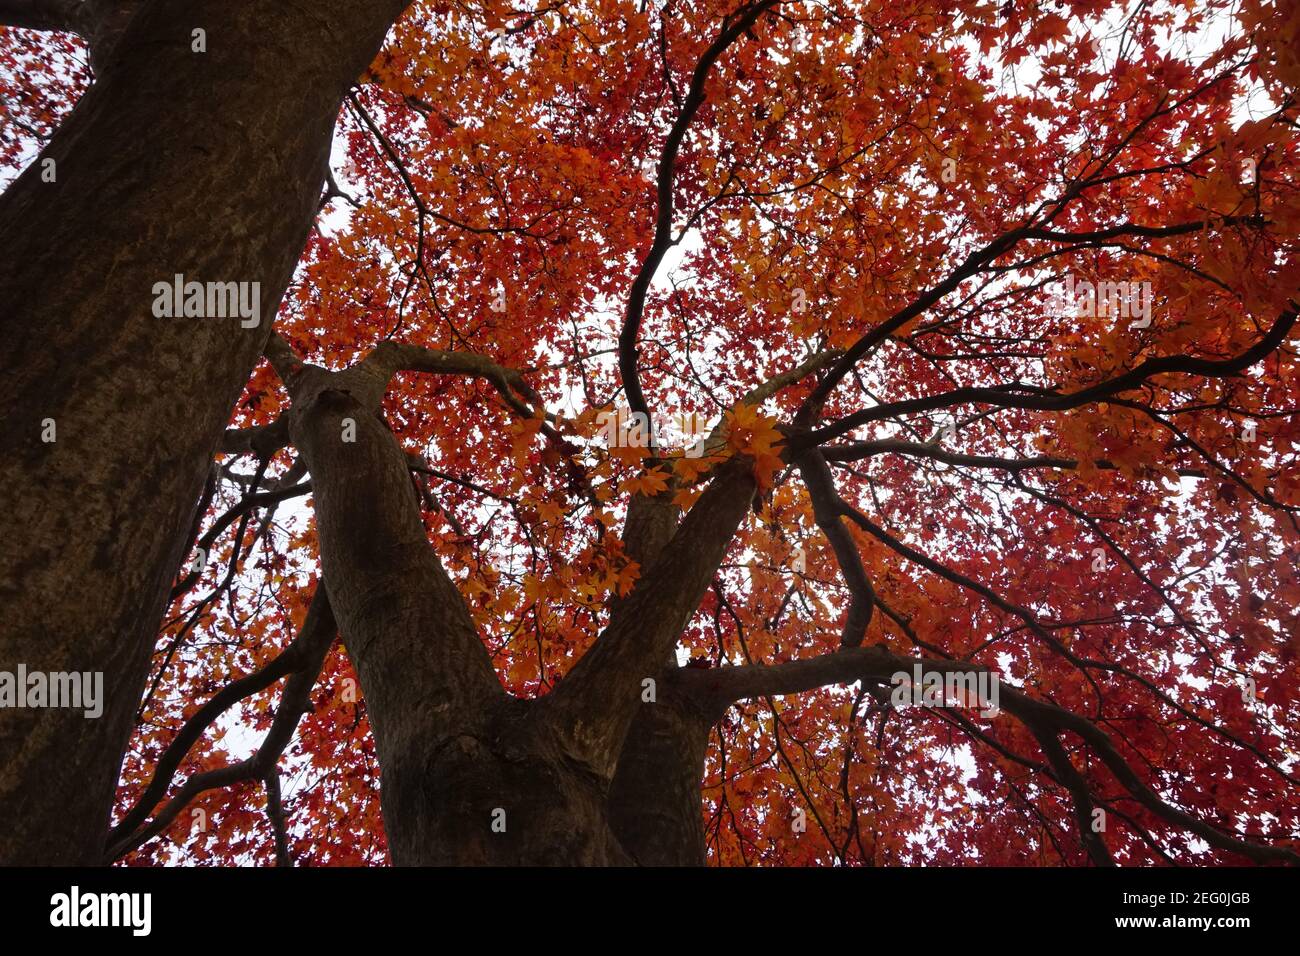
[
  {"x1": 0, "y1": 0, "x2": 412, "y2": 865},
  {"x1": 1, "y1": 0, "x2": 1298, "y2": 866}
]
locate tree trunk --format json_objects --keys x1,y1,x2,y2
[
  {"x1": 277, "y1": 354, "x2": 728, "y2": 865},
  {"x1": 607, "y1": 674, "x2": 714, "y2": 865},
  {"x1": 379, "y1": 695, "x2": 637, "y2": 866},
  {"x1": 0, "y1": 0, "x2": 409, "y2": 864},
  {"x1": 365, "y1": 688, "x2": 712, "y2": 865}
]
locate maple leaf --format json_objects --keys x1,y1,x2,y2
[
  {"x1": 724, "y1": 404, "x2": 786, "y2": 490},
  {"x1": 620, "y1": 467, "x2": 671, "y2": 498}
]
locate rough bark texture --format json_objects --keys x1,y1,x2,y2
[
  {"x1": 550, "y1": 464, "x2": 756, "y2": 778},
  {"x1": 0, "y1": 0, "x2": 410, "y2": 864},
  {"x1": 607, "y1": 672, "x2": 714, "y2": 865},
  {"x1": 285, "y1": 361, "x2": 639, "y2": 865},
  {"x1": 604, "y1": 491, "x2": 714, "y2": 865},
  {"x1": 385, "y1": 695, "x2": 635, "y2": 865}
]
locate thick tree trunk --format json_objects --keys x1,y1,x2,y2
[
  {"x1": 380, "y1": 695, "x2": 637, "y2": 866},
  {"x1": 607, "y1": 674, "x2": 714, "y2": 865},
  {"x1": 277, "y1": 352, "x2": 730, "y2": 865},
  {"x1": 374, "y1": 689, "x2": 711, "y2": 865},
  {"x1": 604, "y1": 494, "x2": 713, "y2": 865},
  {"x1": 281, "y1": 364, "x2": 624, "y2": 864},
  {"x1": 0, "y1": 0, "x2": 409, "y2": 864}
]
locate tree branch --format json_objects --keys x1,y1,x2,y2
[
  {"x1": 802, "y1": 307, "x2": 1297, "y2": 448},
  {"x1": 800, "y1": 215, "x2": 1271, "y2": 419},
  {"x1": 619, "y1": 0, "x2": 784, "y2": 426},
  {"x1": 684, "y1": 644, "x2": 1299, "y2": 864},
  {"x1": 548, "y1": 460, "x2": 758, "y2": 774},
  {"x1": 0, "y1": 0, "x2": 80, "y2": 32},
  {"x1": 106, "y1": 586, "x2": 337, "y2": 861},
  {"x1": 795, "y1": 450, "x2": 873, "y2": 646},
  {"x1": 0, "y1": 1, "x2": 149, "y2": 72},
  {"x1": 822, "y1": 439, "x2": 1206, "y2": 478}
]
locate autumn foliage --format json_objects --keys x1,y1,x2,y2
[{"x1": 4, "y1": 0, "x2": 1299, "y2": 866}]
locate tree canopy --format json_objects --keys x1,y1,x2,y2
[{"x1": 2, "y1": 0, "x2": 1298, "y2": 866}]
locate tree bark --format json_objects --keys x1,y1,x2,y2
[
  {"x1": 607, "y1": 671, "x2": 714, "y2": 865},
  {"x1": 283, "y1": 359, "x2": 638, "y2": 865},
  {"x1": 0, "y1": 0, "x2": 410, "y2": 864}
]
